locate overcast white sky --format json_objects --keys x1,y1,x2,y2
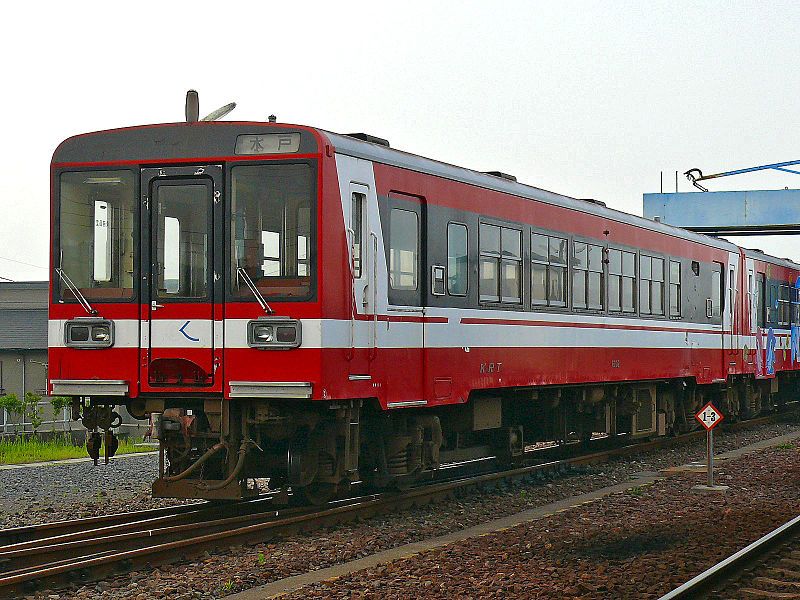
[{"x1": 1, "y1": 1, "x2": 799, "y2": 281}]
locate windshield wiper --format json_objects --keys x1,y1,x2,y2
[
  {"x1": 236, "y1": 267, "x2": 273, "y2": 314},
  {"x1": 55, "y1": 268, "x2": 97, "y2": 315}
]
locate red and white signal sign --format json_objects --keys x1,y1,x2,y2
[{"x1": 695, "y1": 402, "x2": 724, "y2": 431}]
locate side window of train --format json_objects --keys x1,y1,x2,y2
[
  {"x1": 710, "y1": 266, "x2": 722, "y2": 320},
  {"x1": 729, "y1": 267, "x2": 735, "y2": 320},
  {"x1": 531, "y1": 233, "x2": 568, "y2": 308},
  {"x1": 572, "y1": 241, "x2": 604, "y2": 310},
  {"x1": 757, "y1": 273, "x2": 766, "y2": 327},
  {"x1": 792, "y1": 285, "x2": 800, "y2": 324},
  {"x1": 351, "y1": 192, "x2": 364, "y2": 279},
  {"x1": 640, "y1": 255, "x2": 665, "y2": 316},
  {"x1": 607, "y1": 248, "x2": 636, "y2": 313},
  {"x1": 447, "y1": 222, "x2": 468, "y2": 296},
  {"x1": 778, "y1": 284, "x2": 791, "y2": 327},
  {"x1": 479, "y1": 223, "x2": 522, "y2": 304},
  {"x1": 767, "y1": 284, "x2": 778, "y2": 324},
  {"x1": 669, "y1": 260, "x2": 681, "y2": 317},
  {"x1": 388, "y1": 208, "x2": 418, "y2": 291}
]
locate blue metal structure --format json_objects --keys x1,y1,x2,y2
[
  {"x1": 643, "y1": 160, "x2": 800, "y2": 235},
  {"x1": 644, "y1": 189, "x2": 800, "y2": 235}
]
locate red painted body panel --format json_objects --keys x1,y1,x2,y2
[{"x1": 48, "y1": 123, "x2": 800, "y2": 410}]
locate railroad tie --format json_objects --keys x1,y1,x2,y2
[
  {"x1": 751, "y1": 577, "x2": 800, "y2": 590},
  {"x1": 737, "y1": 590, "x2": 800, "y2": 599}
]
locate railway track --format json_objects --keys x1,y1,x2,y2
[
  {"x1": 1, "y1": 409, "x2": 796, "y2": 599},
  {"x1": 660, "y1": 514, "x2": 800, "y2": 599}
]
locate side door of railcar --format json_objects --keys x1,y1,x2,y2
[
  {"x1": 382, "y1": 191, "x2": 426, "y2": 407},
  {"x1": 724, "y1": 252, "x2": 740, "y2": 375},
  {"x1": 139, "y1": 165, "x2": 224, "y2": 394},
  {"x1": 745, "y1": 257, "x2": 756, "y2": 369}
]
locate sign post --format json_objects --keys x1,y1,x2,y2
[{"x1": 693, "y1": 402, "x2": 727, "y2": 493}]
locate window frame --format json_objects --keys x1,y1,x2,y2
[
  {"x1": 351, "y1": 191, "x2": 365, "y2": 279},
  {"x1": 757, "y1": 273, "x2": 766, "y2": 328},
  {"x1": 388, "y1": 207, "x2": 420, "y2": 292},
  {"x1": 152, "y1": 178, "x2": 214, "y2": 302},
  {"x1": 479, "y1": 221, "x2": 523, "y2": 306},
  {"x1": 668, "y1": 259, "x2": 682, "y2": 318},
  {"x1": 607, "y1": 247, "x2": 637, "y2": 314},
  {"x1": 52, "y1": 167, "x2": 140, "y2": 305},
  {"x1": 640, "y1": 253, "x2": 666, "y2": 317},
  {"x1": 531, "y1": 230, "x2": 568, "y2": 309},
  {"x1": 778, "y1": 283, "x2": 791, "y2": 327},
  {"x1": 711, "y1": 266, "x2": 723, "y2": 321},
  {"x1": 571, "y1": 239, "x2": 605, "y2": 312},
  {"x1": 446, "y1": 221, "x2": 469, "y2": 297},
  {"x1": 226, "y1": 158, "x2": 319, "y2": 303}
]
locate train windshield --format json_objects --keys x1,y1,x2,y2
[
  {"x1": 230, "y1": 163, "x2": 315, "y2": 299},
  {"x1": 57, "y1": 170, "x2": 136, "y2": 301}
]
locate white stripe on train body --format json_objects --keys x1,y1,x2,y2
[{"x1": 50, "y1": 311, "x2": 777, "y2": 351}]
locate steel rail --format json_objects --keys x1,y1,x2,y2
[
  {"x1": 0, "y1": 407, "x2": 796, "y2": 599},
  {"x1": 659, "y1": 514, "x2": 800, "y2": 599},
  {"x1": 0, "y1": 503, "x2": 321, "y2": 574},
  {"x1": 0, "y1": 495, "x2": 292, "y2": 570},
  {"x1": 0, "y1": 502, "x2": 208, "y2": 547}
]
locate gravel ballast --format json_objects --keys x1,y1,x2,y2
[
  {"x1": 12, "y1": 418, "x2": 798, "y2": 600},
  {"x1": 0, "y1": 453, "x2": 194, "y2": 529},
  {"x1": 289, "y1": 438, "x2": 800, "y2": 599}
]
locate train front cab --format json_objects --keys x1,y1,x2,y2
[{"x1": 48, "y1": 125, "x2": 361, "y2": 502}]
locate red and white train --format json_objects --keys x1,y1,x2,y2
[{"x1": 48, "y1": 98, "x2": 800, "y2": 502}]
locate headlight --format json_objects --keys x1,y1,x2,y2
[
  {"x1": 65, "y1": 319, "x2": 114, "y2": 348},
  {"x1": 253, "y1": 325, "x2": 274, "y2": 342},
  {"x1": 92, "y1": 324, "x2": 111, "y2": 342},
  {"x1": 248, "y1": 319, "x2": 301, "y2": 349}
]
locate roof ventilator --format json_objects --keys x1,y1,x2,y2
[
  {"x1": 579, "y1": 198, "x2": 607, "y2": 207},
  {"x1": 346, "y1": 133, "x2": 390, "y2": 147},
  {"x1": 484, "y1": 171, "x2": 517, "y2": 182}
]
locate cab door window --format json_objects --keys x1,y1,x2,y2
[
  {"x1": 389, "y1": 208, "x2": 419, "y2": 290},
  {"x1": 154, "y1": 183, "x2": 209, "y2": 299}
]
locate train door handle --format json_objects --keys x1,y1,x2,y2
[{"x1": 151, "y1": 300, "x2": 165, "y2": 310}]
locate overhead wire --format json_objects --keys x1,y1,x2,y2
[{"x1": 0, "y1": 255, "x2": 47, "y2": 270}]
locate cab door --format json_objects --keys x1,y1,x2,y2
[
  {"x1": 724, "y1": 254, "x2": 739, "y2": 374},
  {"x1": 384, "y1": 192, "x2": 426, "y2": 406},
  {"x1": 348, "y1": 183, "x2": 373, "y2": 378},
  {"x1": 139, "y1": 165, "x2": 223, "y2": 393}
]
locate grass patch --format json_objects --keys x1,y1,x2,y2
[
  {"x1": 0, "y1": 434, "x2": 155, "y2": 465},
  {"x1": 626, "y1": 486, "x2": 645, "y2": 497}
]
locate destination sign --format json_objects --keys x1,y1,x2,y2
[{"x1": 235, "y1": 133, "x2": 301, "y2": 155}]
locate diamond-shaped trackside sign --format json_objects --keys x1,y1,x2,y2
[{"x1": 695, "y1": 401, "x2": 724, "y2": 431}]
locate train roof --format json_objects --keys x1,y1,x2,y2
[
  {"x1": 741, "y1": 246, "x2": 800, "y2": 270},
  {"x1": 51, "y1": 121, "x2": 800, "y2": 269},
  {"x1": 324, "y1": 129, "x2": 743, "y2": 254}
]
